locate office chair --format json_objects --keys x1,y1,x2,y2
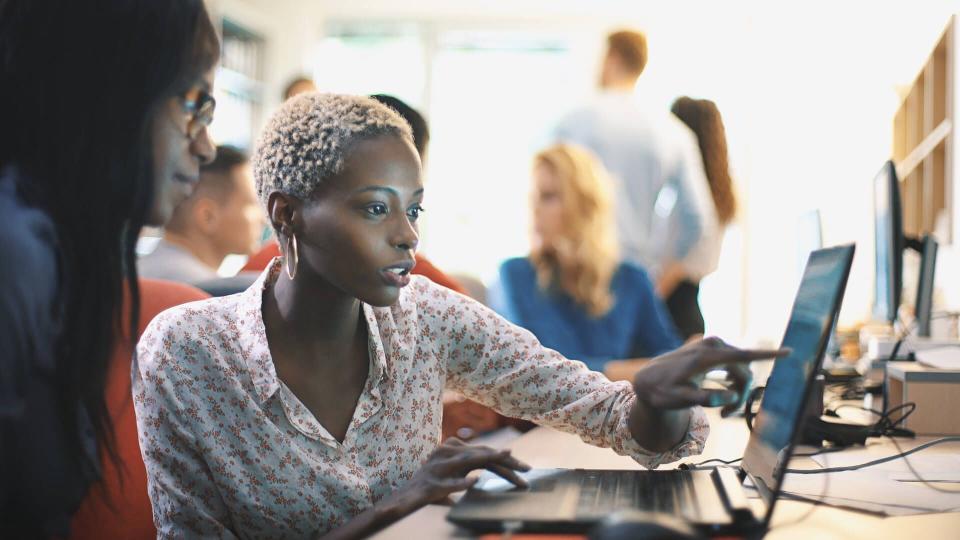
[{"x1": 68, "y1": 279, "x2": 211, "y2": 540}]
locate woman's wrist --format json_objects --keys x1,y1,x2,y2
[
  {"x1": 628, "y1": 395, "x2": 691, "y2": 453},
  {"x1": 378, "y1": 484, "x2": 427, "y2": 521}
]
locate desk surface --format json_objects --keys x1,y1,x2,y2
[{"x1": 372, "y1": 410, "x2": 960, "y2": 539}]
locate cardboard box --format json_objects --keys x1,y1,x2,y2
[{"x1": 886, "y1": 361, "x2": 960, "y2": 435}]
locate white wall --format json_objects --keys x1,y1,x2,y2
[
  {"x1": 207, "y1": 0, "x2": 326, "y2": 136},
  {"x1": 219, "y1": 0, "x2": 960, "y2": 345}
]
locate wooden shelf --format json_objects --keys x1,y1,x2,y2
[{"x1": 893, "y1": 15, "x2": 955, "y2": 243}]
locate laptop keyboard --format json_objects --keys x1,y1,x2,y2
[{"x1": 575, "y1": 470, "x2": 697, "y2": 517}]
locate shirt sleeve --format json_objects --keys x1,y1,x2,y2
[
  {"x1": 433, "y1": 283, "x2": 708, "y2": 469},
  {"x1": 671, "y1": 129, "x2": 721, "y2": 280},
  {"x1": 0, "y1": 178, "x2": 70, "y2": 535},
  {"x1": 133, "y1": 315, "x2": 238, "y2": 540}
]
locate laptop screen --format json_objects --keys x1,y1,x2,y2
[{"x1": 741, "y1": 245, "x2": 854, "y2": 520}]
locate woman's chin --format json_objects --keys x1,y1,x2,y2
[{"x1": 357, "y1": 288, "x2": 402, "y2": 308}]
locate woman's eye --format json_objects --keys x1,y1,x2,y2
[
  {"x1": 365, "y1": 203, "x2": 388, "y2": 216},
  {"x1": 407, "y1": 204, "x2": 425, "y2": 220}
]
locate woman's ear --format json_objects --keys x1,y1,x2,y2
[{"x1": 267, "y1": 192, "x2": 300, "y2": 238}]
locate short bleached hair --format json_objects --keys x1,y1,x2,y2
[{"x1": 252, "y1": 92, "x2": 414, "y2": 210}]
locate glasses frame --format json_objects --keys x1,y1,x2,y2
[{"x1": 181, "y1": 88, "x2": 216, "y2": 139}]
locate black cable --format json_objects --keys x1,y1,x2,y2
[
  {"x1": 824, "y1": 402, "x2": 917, "y2": 438},
  {"x1": 886, "y1": 434, "x2": 960, "y2": 494},
  {"x1": 886, "y1": 316, "x2": 914, "y2": 363},
  {"x1": 885, "y1": 311, "x2": 957, "y2": 363},
  {"x1": 783, "y1": 436, "x2": 960, "y2": 474},
  {"x1": 688, "y1": 457, "x2": 742, "y2": 468}
]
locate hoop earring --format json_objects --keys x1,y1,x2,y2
[{"x1": 285, "y1": 234, "x2": 299, "y2": 280}]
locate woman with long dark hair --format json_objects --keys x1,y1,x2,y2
[
  {"x1": 0, "y1": 0, "x2": 219, "y2": 536},
  {"x1": 658, "y1": 96, "x2": 738, "y2": 339}
]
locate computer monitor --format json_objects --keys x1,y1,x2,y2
[
  {"x1": 915, "y1": 235, "x2": 938, "y2": 337},
  {"x1": 873, "y1": 160, "x2": 904, "y2": 324}
]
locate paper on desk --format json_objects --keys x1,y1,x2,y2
[
  {"x1": 915, "y1": 346, "x2": 960, "y2": 370},
  {"x1": 780, "y1": 470, "x2": 960, "y2": 516}
]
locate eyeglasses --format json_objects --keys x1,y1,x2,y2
[{"x1": 181, "y1": 88, "x2": 216, "y2": 139}]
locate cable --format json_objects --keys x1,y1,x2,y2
[
  {"x1": 886, "y1": 316, "x2": 914, "y2": 363},
  {"x1": 687, "y1": 457, "x2": 742, "y2": 468},
  {"x1": 783, "y1": 436, "x2": 960, "y2": 475},
  {"x1": 886, "y1": 311, "x2": 958, "y2": 363},
  {"x1": 823, "y1": 402, "x2": 917, "y2": 439},
  {"x1": 770, "y1": 447, "x2": 830, "y2": 531},
  {"x1": 685, "y1": 446, "x2": 844, "y2": 471},
  {"x1": 886, "y1": 434, "x2": 960, "y2": 494}
]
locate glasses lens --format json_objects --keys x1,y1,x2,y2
[{"x1": 186, "y1": 92, "x2": 216, "y2": 138}]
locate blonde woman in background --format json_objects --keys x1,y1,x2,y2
[{"x1": 492, "y1": 144, "x2": 682, "y2": 380}]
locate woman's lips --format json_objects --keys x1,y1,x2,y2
[{"x1": 380, "y1": 269, "x2": 412, "y2": 287}]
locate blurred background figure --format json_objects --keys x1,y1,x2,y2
[
  {"x1": 552, "y1": 29, "x2": 719, "y2": 332},
  {"x1": 662, "y1": 97, "x2": 737, "y2": 339},
  {"x1": 491, "y1": 144, "x2": 681, "y2": 378},
  {"x1": 372, "y1": 94, "x2": 431, "y2": 165},
  {"x1": 282, "y1": 75, "x2": 317, "y2": 101},
  {"x1": 139, "y1": 145, "x2": 265, "y2": 286}
]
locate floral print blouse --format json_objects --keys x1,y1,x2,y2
[{"x1": 133, "y1": 259, "x2": 708, "y2": 539}]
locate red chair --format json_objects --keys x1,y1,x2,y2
[
  {"x1": 69, "y1": 279, "x2": 211, "y2": 540},
  {"x1": 242, "y1": 240, "x2": 281, "y2": 272}
]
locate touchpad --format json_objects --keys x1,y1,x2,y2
[{"x1": 458, "y1": 469, "x2": 578, "y2": 521}]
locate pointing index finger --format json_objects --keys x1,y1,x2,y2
[{"x1": 701, "y1": 346, "x2": 791, "y2": 369}]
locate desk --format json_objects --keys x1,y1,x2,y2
[{"x1": 372, "y1": 410, "x2": 960, "y2": 539}]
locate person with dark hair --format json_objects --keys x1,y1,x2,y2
[
  {"x1": 140, "y1": 145, "x2": 265, "y2": 284},
  {"x1": 661, "y1": 97, "x2": 737, "y2": 338},
  {"x1": 133, "y1": 93, "x2": 783, "y2": 538},
  {"x1": 370, "y1": 94, "x2": 431, "y2": 160},
  {"x1": 0, "y1": 0, "x2": 219, "y2": 536},
  {"x1": 553, "y1": 29, "x2": 719, "y2": 338},
  {"x1": 283, "y1": 75, "x2": 318, "y2": 101}
]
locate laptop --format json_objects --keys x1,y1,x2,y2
[{"x1": 448, "y1": 244, "x2": 856, "y2": 535}]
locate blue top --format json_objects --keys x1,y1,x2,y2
[
  {"x1": 0, "y1": 165, "x2": 99, "y2": 537},
  {"x1": 491, "y1": 257, "x2": 682, "y2": 372}
]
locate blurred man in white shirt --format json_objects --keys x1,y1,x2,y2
[
  {"x1": 139, "y1": 145, "x2": 265, "y2": 286},
  {"x1": 553, "y1": 29, "x2": 718, "y2": 337}
]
